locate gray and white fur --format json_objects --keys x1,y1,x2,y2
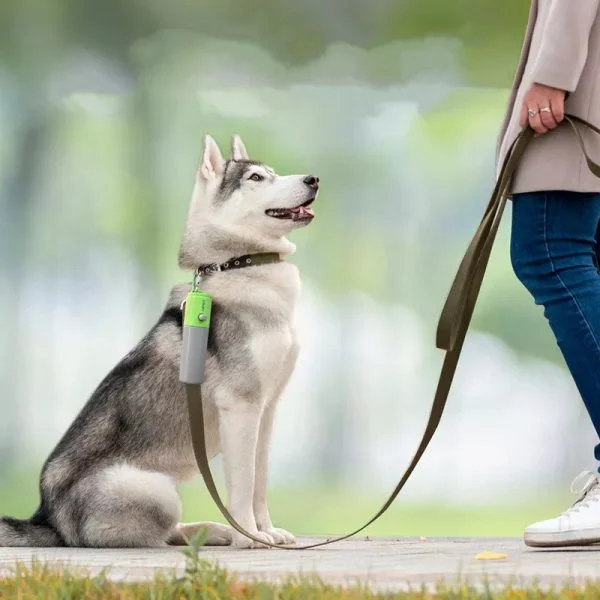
[{"x1": 0, "y1": 134, "x2": 319, "y2": 549}]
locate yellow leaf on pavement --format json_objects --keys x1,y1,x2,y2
[{"x1": 474, "y1": 551, "x2": 508, "y2": 560}]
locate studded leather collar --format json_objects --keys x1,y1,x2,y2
[{"x1": 195, "y1": 252, "x2": 282, "y2": 278}]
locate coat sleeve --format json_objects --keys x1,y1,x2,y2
[{"x1": 531, "y1": 0, "x2": 600, "y2": 92}]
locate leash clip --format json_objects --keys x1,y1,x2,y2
[
  {"x1": 192, "y1": 269, "x2": 203, "y2": 292},
  {"x1": 193, "y1": 263, "x2": 221, "y2": 291}
]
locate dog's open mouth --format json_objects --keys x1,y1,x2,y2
[{"x1": 266, "y1": 197, "x2": 315, "y2": 221}]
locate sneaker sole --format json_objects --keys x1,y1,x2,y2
[{"x1": 524, "y1": 529, "x2": 600, "y2": 548}]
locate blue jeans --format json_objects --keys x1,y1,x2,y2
[{"x1": 511, "y1": 191, "x2": 600, "y2": 468}]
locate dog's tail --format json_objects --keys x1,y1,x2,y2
[{"x1": 0, "y1": 512, "x2": 63, "y2": 547}]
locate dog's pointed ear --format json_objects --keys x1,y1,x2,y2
[
  {"x1": 199, "y1": 135, "x2": 225, "y2": 181},
  {"x1": 231, "y1": 135, "x2": 249, "y2": 161}
]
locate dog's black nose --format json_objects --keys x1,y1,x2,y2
[{"x1": 303, "y1": 175, "x2": 319, "y2": 190}]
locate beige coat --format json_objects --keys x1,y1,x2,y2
[{"x1": 496, "y1": 0, "x2": 600, "y2": 193}]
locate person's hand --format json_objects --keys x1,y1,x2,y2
[{"x1": 519, "y1": 83, "x2": 566, "y2": 134}]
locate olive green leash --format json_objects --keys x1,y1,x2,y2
[{"x1": 182, "y1": 115, "x2": 600, "y2": 549}]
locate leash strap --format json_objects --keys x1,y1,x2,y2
[{"x1": 185, "y1": 115, "x2": 600, "y2": 549}]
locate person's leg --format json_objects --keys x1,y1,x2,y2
[{"x1": 511, "y1": 190, "x2": 600, "y2": 546}]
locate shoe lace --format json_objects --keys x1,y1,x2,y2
[{"x1": 563, "y1": 470, "x2": 600, "y2": 514}]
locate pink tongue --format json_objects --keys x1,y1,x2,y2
[{"x1": 291, "y1": 206, "x2": 314, "y2": 217}]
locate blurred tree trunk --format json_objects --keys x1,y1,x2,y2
[
  {"x1": 0, "y1": 105, "x2": 52, "y2": 470},
  {"x1": 126, "y1": 70, "x2": 163, "y2": 318},
  {"x1": 0, "y1": 0, "x2": 63, "y2": 472}
]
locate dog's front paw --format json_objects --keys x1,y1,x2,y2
[
  {"x1": 231, "y1": 530, "x2": 275, "y2": 549},
  {"x1": 261, "y1": 527, "x2": 296, "y2": 545}
]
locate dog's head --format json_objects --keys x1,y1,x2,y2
[{"x1": 178, "y1": 135, "x2": 319, "y2": 268}]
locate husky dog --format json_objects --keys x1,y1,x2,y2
[{"x1": 0, "y1": 135, "x2": 318, "y2": 549}]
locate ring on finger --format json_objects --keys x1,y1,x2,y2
[
  {"x1": 528, "y1": 108, "x2": 538, "y2": 118},
  {"x1": 540, "y1": 107, "x2": 552, "y2": 113}
]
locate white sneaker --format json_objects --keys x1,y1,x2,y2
[{"x1": 524, "y1": 471, "x2": 600, "y2": 547}]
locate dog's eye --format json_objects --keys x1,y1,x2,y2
[{"x1": 249, "y1": 173, "x2": 264, "y2": 182}]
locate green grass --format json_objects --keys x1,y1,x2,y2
[
  {"x1": 0, "y1": 468, "x2": 569, "y2": 539},
  {"x1": 1, "y1": 539, "x2": 599, "y2": 600}
]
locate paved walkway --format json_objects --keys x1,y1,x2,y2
[{"x1": 2, "y1": 537, "x2": 600, "y2": 591}]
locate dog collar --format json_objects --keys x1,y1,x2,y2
[{"x1": 195, "y1": 252, "x2": 282, "y2": 278}]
